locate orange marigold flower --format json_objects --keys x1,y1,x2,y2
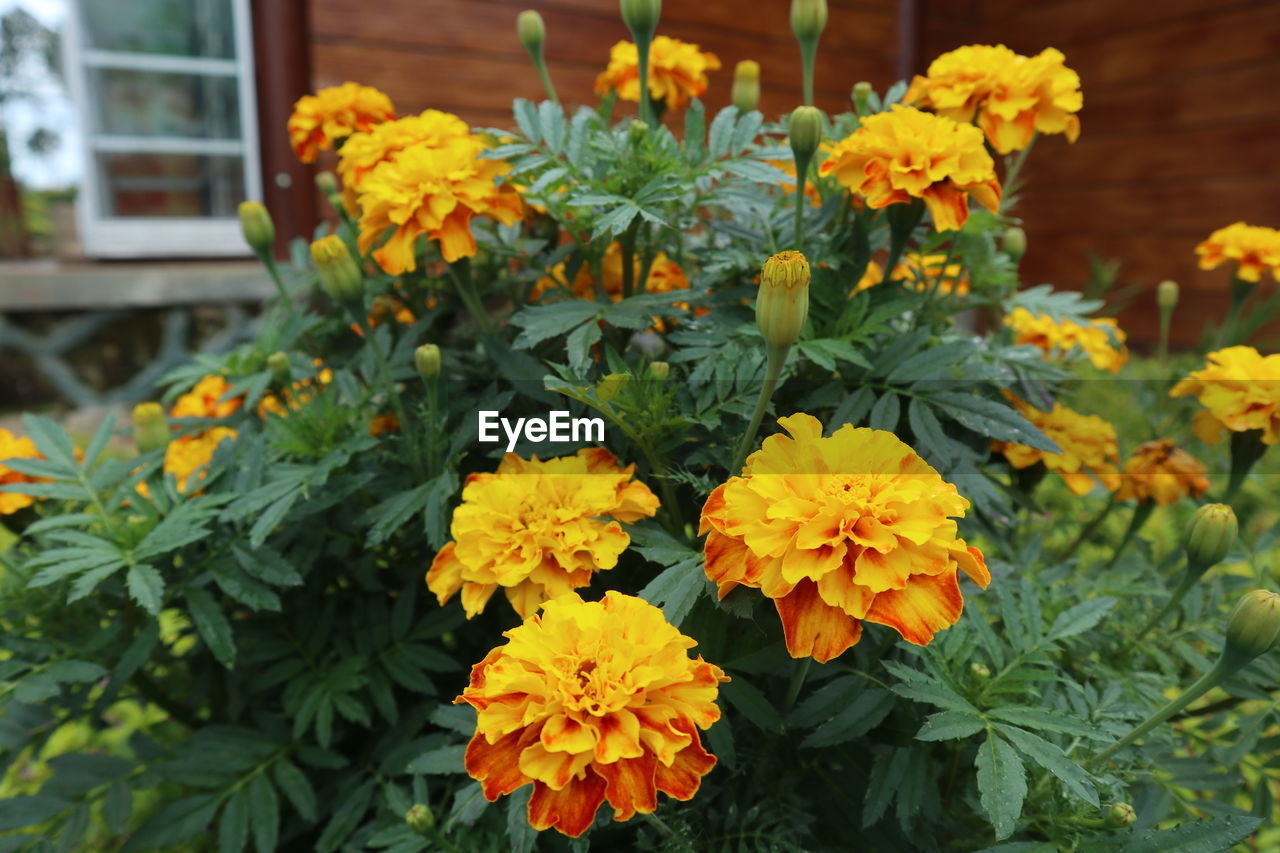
[
  {"x1": 287, "y1": 82, "x2": 396, "y2": 164},
  {"x1": 336, "y1": 109, "x2": 470, "y2": 213},
  {"x1": 162, "y1": 427, "x2": 237, "y2": 495},
  {"x1": 1195, "y1": 222, "x2": 1280, "y2": 284},
  {"x1": 427, "y1": 448, "x2": 660, "y2": 620},
  {"x1": 369, "y1": 413, "x2": 400, "y2": 437},
  {"x1": 1171, "y1": 346, "x2": 1280, "y2": 446},
  {"x1": 458, "y1": 591, "x2": 726, "y2": 837},
  {"x1": 698, "y1": 413, "x2": 990, "y2": 663},
  {"x1": 259, "y1": 363, "x2": 334, "y2": 418},
  {"x1": 905, "y1": 44, "x2": 1082, "y2": 155},
  {"x1": 595, "y1": 36, "x2": 722, "y2": 111},
  {"x1": 995, "y1": 397, "x2": 1121, "y2": 495},
  {"x1": 1005, "y1": 307, "x2": 1128, "y2": 373},
  {"x1": 853, "y1": 253, "x2": 971, "y2": 296},
  {"x1": 0, "y1": 429, "x2": 44, "y2": 515},
  {"x1": 819, "y1": 105, "x2": 1001, "y2": 231},
  {"x1": 1115, "y1": 439, "x2": 1209, "y2": 506},
  {"x1": 170, "y1": 375, "x2": 243, "y2": 420},
  {"x1": 356, "y1": 135, "x2": 523, "y2": 272}
]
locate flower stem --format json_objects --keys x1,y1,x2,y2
[
  {"x1": 1217, "y1": 274, "x2": 1252, "y2": 347},
  {"x1": 1061, "y1": 493, "x2": 1117, "y2": 561},
  {"x1": 447, "y1": 257, "x2": 496, "y2": 336},
  {"x1": 793, "y1": 151, "x2": 814, "y2": 250},
  {"x1": 730, "y1": 346, "x2": 787, "y2": 476},
  {"x1": 1104, "y1": 500, "x2": 1155, "y2": 570},
  {"x1": 799, "y1": 39, "x2": 817, "y2": 107},
  {"x1": 635, "y1": 33, "x2": 654, "y2": 126},
  {"x1": 999, "y1": 133, "x2": 1037, "y2": 212},
  {"x1": 256, "y1": 249, "x2": 291, "y2": 303},
  {"x1": 1129, "y1": 570, "x2": 1198, "y2": 650},
  {"x1": 620, "y1": 217, "x2": 642, "y2": 300},
  {"x1": 782, "y1": 657, "x2": 813, "y2": 716}
]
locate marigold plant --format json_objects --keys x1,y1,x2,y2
[
  {"x1": 1171, "y1": 345, "x2": 1280, "y2": 445},
  {"x1": 996, "y1": 397, "x2": 1121, "y2": 495},
  {"x1": 287, "y1": 81, "x2": 396, "y2": 163},
  {"x1": 1005, "y1": 306, "x2": 1128, "y2": 373},
  {"x1": 1195, "y1": 222, "x2": 1280, "y2": 283}
]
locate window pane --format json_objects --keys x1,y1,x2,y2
[
  {"x1": 89, "y1": 68, "x2": 241, "y2": 138},
  {"x1": 97, "y1": 153, "x2": 245, "y2": 217},
  {"x1": 82, "y1": 0, "x2": 235, "y2": 58}
]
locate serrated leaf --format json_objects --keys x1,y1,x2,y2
[
  {"x1": 987, "y1": 706, "x2": 1104, "y2": 739},
  {"x1": 997, "y1": 725, "x2": 1097, "y2": 806},
  {"x1": 1047, "y1": 596, "x2": 1117, "y2": 641},
  {"x1": 103, "y1": 779, "x2": 131, "y2": 835},
  {"x1": 915, "y1": 710, "x2": 986, "y2": 742},
  {"x1": 316, "y1": 781, "x2": 374, "y2": 853},
  {"x1": 869, "y1": 391, "x2": 901, "y2": 431},
  {"x1": 976, "y1": 733, "x2": 1026, "y2": 840},
  {"x1": 637, "y1": 556, "x2": 707, "y2": 627},
  {"x1": 1119, "y1": 816, "x2": 1262, "y2": 853},
  {"x1": 0, "y1": 795, "x2": 70, "y2": 830},
  {"x1": 273, "y1": 759, "x2": 317, "y2": 822},
  {"x1": 218, "y1": 790, "x2": 249, "y2": 853},
  {"x1": 125, "y1": 564, "x2": 164, "y2": 615},
  {"x1": 927, "y1": 391, "x2": 1060, "y2": 452},
  {"x1": 186, "y1": 587, "x2": 236, "y2": 668},
  {"x1": 509, "y1": 300, "x2": 601, "y2": 349},
  {"x1": 802, "y1": 688, "x2": 895, "y2": 747},
  {"x1": 720, "y1": 677, "x2": 783, "y2": 733},
  {"x1": 405, "y1": 745, "x2": 467, "y2": 775},
  {"x1": 248, "y1": 773, "x2": 279, "y2": 853}
]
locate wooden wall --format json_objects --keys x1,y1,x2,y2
[{"x1": 920, "y1": 0, "x2": 1280, "y2": 347}]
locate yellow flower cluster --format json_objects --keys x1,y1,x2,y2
[
  {"x1": 853, "y1": 253, "x2": 970, "y2": 296},
  {"x1": 905, "y1": 44, "x2": 1082, "y2": 155},
  {"x1": 1115, "y1": 439, "x2": 1210, "y2": 506},
  {"x1": 699, "y1": 414, "x2": 990, "y2": 663},
  {"x1": 819, "y1": 105, "x2": 1001, "y2": 231},
  {"x1": 1195, "y1": 222, "x2": 1280, "y2": 283},
  {"x1": 427, "y1": 448, "x2": 660, "y2": 620},
  {"x1": 0, "y1": 429, "x2": 43, "y2": 515},
  {"x1": 995, "y1": 397, "x2": 1121, "y2": 496},
  {"x1": 287, "y1": 82, "x2": 396, "y2": 164},
  {"x1": 170, "y1": 375, "x2": 243, "y2": 420},
  {"x1": 259, "y1": 364, "x2": 334, "y2": 418},
  {"x1": 595, "y1": 36, "x2": 721, "y2": 111},
  {"x1": 458, "y1": 591, "x2": 726, "y2": 837},
  {"x1": 336, "y1": 110, "x2": 470, "y2": 213},
  {"x1": 1171, "y1": 346, "x2": 1280, "y2": 446},
  {"x1": 1005, "y1": 307, "x2": 1128, "y2": 373},
  {"x1": 161, "y1": 427, "x2": 237, "y2": 495}
]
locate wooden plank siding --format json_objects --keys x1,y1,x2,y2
[{"x1": 919, "y1": 0, "x2": 1280, "y2": 347}]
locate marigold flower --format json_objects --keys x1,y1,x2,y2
[
  {"x1": 819, "y1": 105, "x2": 1000, "y2": 231},
  {"x1": 356, "y1": 135, "x2": 523, "y2": 272},
  {"x1": 1195, "y1": 222, "x2": 1280, "y2": 283},
  {"x1": 905, "y1": 44, "x2": 1082, "y2": 154},
  {"x1": 698, "y1": 413, "x2": 989, "y2": 663},
  {"x1": 853, "y1": 253, "x2": 970, "y2": 296},
  {"x1": 994, "y1": 397, "x2": 1121, "y2": 495},
  {"x1": 259, "y1": 362, "x2": 334, "y2": 418},
  {"x1": 170, "y1": 375, "x2": 243, "y2": 420},
  {"x1": 1005, "y1": 307, "x2": 1128, "y2": 373},
  {"x1": 458, "y1": 591, "x2": 726, "y2": 837},
  {"x1": 427, "y1": 448, "x2": 659, "y2": 620},
  {"x1": 1115, "y1": 439, "x2": 1210, "y2": 506},
  {"x1": 336, "y1": 110, "x2": 470, "y2": 213},
  {"x1": 163, "y1": 427, "x2": 237, "y2": 494},
  {"x1": 287, "y1": 82, "x2": 396, "y2": 164},
  {"x1": 1171, "y1": 346, "x2": 1280, "y2": 445},
  {"x1": 595, "y1": 36, "x2": 722, "y2": 112},
  {"x1": 369, "y1": 413, "x2": 400, "y2": 437},
  {"x1": 0, "y1": 429, "x2": 44, "y2": 515}
]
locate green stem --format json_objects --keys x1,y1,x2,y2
[
  {"x1": 526, "y1": 48, "x2": 559, "y2": 103},
  {"x1": 1217, "y1": 275, "x2": 1253, "y2": 348},
  {"x1": 257, "y1": 250, "x2": 290, "y2": 303},
  {"x1": 447, "y1": 257, "x2": 496, "y2": 336},
  {"x1": 354, "y1": 311, "x2": 421, "y2": 478},
  {"x1": 642, "y1": 812, "x2": 695, "y2": 852},
  {"x1": 793, "y1": 151, "x2": 814, "y2": 250},
  {"x1": 730, "y1": 346, "x2": 787, "y2": 476},
  {"x1": 1129, "y1": 570, "x2": 1199, "y2": 650},
  {"x1": 799, "y1": 39, "x2": 817, "y2": 107},
  {"x1": 635, "y1": 33, "x2": 654, "y2": 126},
  {"x1": 1224, "y1": 429, "x2": 1267, "y2": 504},
  {"x1": 1104, "y1": 500, "x2": 1155, "y2": 570},
  {"x1": 782, "y1": 657, "x2": 812, "y2": 717},
  {"x1": 999, "y1": 133, "x2": 1037, "y2": 212},
  {"x1": 1061, "y1": 493, "x2": 1117, "y2": 561},
  {"x1": 620, "y1": 218, "x2": 642, "y2": 300}
]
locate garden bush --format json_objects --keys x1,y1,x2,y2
[{"x1": 3, "y1": 1, "x2": 1280, "y2": 851}]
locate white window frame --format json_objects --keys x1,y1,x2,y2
[{"x1": 64, "y1": 0, "x2": 262, "y2": 258}]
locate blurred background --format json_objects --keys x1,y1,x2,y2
[{"x1": 0, "y1": 0, "x2": 1277, "y2": 413}]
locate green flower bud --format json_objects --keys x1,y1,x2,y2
[
  {"x1": 628, "y1": 119, "x2": 650, "y2": 145},
  {"x1": 131, "y1": 402, "x2": 170, "y2": 453},
  {"x1": 620, "y1": 0, "x2": 661, "y2": 38},
  {"x1": 310, "y1": 235, "x2": 363, "y2": 304},
  {"x1": 1004, "y1": 226, "x2": 1027, "y2": 259},
  {"x1": 404, "y1": 804, "x2": 435, "y2": 834},
  {"x1": 1157, "y1": 279, "x2": 1179, "y2": 312},
  {"x1": 1106, "y1": 802, "x2": 1136, "y2": 827},
  {"x1": 851, "y1": 81, "x2": 873, "y2": 116},
  {"x1": 969, "y1": 662, "x2": 990, "y2": 680},
  {"x1": 790, "y1": 0, "x2": 828, "y2": 42},
  {"x1": 238, "y1": 200, "x2": 275, "y2": 255},
  {"x1": 516, "y1": 10, "x2": 545, "y2": 54},
  {"x1": 415, "y1": 344, "x2": 441, "y2": 381},
  {"x1": 596, "y1": 373, "x2": 630, "y2": 402},
  {"x1": 732, "y1": 60, "x2": 761, "y2": 113},
  {"x1": 757, "y1": 251, "x2": 810, "y2": 350},
  {"x1": 1225, "y1": 590, "x2": 1280, "y2": 662},
  {"x1": 648, "y1": 361, "x2": 670, "y2": 380},
  {"x1": 314, "y1": 170, "x2": 339, "y2": 196},
  {"x1": 788, "y1": 106, "x2": 823, "y2": 164},
  {"x1": 1185, "y1": 503, "x2": 1238, "y2": 573},
  {"x1": 266, "y1": 351, "x2": 290, "y2": 379}
]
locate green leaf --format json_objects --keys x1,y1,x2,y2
[
  {"x1": 218, "y1": 789, "x2": 249, "y2": 853},
  {"x1": 707, "y1": 106, "x2": 738, "y2": 159},
  {"x1": 1046, "y1": 596, "x2": 1117, "y2": 641},
  {"x1": 505, "y1": 788, "x2": 537, "y2": 853},
  {"x1": 272, "y1": 759, "x2": 317, "y2": 822},
  {"x1": 975, "y1": 732, "x2": 1026, "y2": 840},
  {"x1": 802, "y1": 688, "x2": 895, "y2": 747},
  {"x1": 509, "y1": 300, "x2": 601, "y2": 349},
  {"x1": 720, "y1": 677, "x2": 783, "y2": 733},
  {"x1": 927, "y1": 391, "x2": 1060, "y2": 452},
  {"x1": 123, "y1": 794, "x2": 221, "y2": 851},
  {"x1": 186, "y1": 587, "x2": 236, "y2": 668},
  {"x1": 362, "y1": 483, "x2": 431, "y2": 546},
  {"x1": 908, "y1": 397, "x2": 954, "y2": 467},
  {"x1": 103, "y1": 779, "x2": 131, "y2": 835},
  {"x1": 125, "y1": 563, "x2": 165, "y2": 615},
  {"x1": 915, "y1": 710, "x2": 986, "y2": 742},
  {"x1": 405, "y1": 745, "x2": 467, "y2": 775},
  {"x1": 1119, "y1": 816, "x2": 1262, "y2": 853},
  {"x1": 316, "y1": 781, "x2": 374, "y2": 853},
  {"x1": 986, "y1": 706, "x2": 1105, "y2": 739},
  {"x1": 884, "y1": 661, "x2": 979, "y2": 714},
  {"x1": 869, "y1": 391, "x2": 901, "y2": 431},
  {"x1": 997, "y1": 725, "x2": 1097, "y2": 806},
  {"x1": 886, "y1": 341, "x2": 973, "y2": 383},
  {"x1": 0, "y1": 795, "x2": 70, "y2": 830},
  {"x1": 248, "y1": 773, "x2": 280, "y2": 853},
  {"x1": 512, "y1": 98, "x2": 541, "y2": 142},
  {"x1": 862, "y1": 748, "x2": 909, "y2": 827},
  {"x1": 637, "y1": 556, "x2": 707, "y2": 627}
]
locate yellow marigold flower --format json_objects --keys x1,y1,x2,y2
[
  {"x1": 427, "y1": 449, "x2": 660, "y2": 620},
  {"x1": 819, "y1": 105, "x2": 1000, "y2": 231},
  {"x1": 995, "y1": 397, "x2": 1121, "y2": 495},
  {"x1": 170, "y1": 375, "x2": 243, "y2": 420},
  {"x1": 163, "y1": 427, "x2": 236, "y2": 494},
  {"x1": 905, "y1": 44, "x2": 1082, "y2": 155},
  {"x1": 1004, "y1": 307, "x2": 1128, "y2": 373},
  {"x1": 458, "y1": 591, "x2": 725, "y2": 838},
  {"x1": 853, "y1": 253, "x2": 971, "y2": 296},
  {"x1": 1195, "y1": 222, "x2": 1280, "y2": 283},
  {"x1": 356, "y1": 135, "x2": 523, "y2": 272},
  {"x1": 595, "y1": 36, "x2": 722, "y2": 112},
  {"x1": 1171, "y1": 346, "x2": 1280, "y2": 446},
  {"x1": 698, "y1": 413, "x2": 990, "y2": 663},
  {"x1": 336, "y1": 110, "x2": 470, "y2": 213},
  {"x1": 0, "y1": 429, "x2": 44, "y2": 515},
  {"x1": 287, "y1": 82, "x2": 396, "y2": 164},
  {"x1": 1115, "y1": 439, "x2": 1210, "y2": 506}
]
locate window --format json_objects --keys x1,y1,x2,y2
[{"x1": 66, "y1": 0, "x2": 260, "y2": 257}]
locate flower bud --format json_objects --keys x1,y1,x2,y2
[
  {"x1": 1224, "y1": 590, "x2": 1280, "y2": 662},
  {"x1": 732, "y1": 60, "x2": 761, "y2": 113},
  {"x1": 314, "y1": 170, "x2": 338, "y2": 196},
  {"x1": 969, "y1": 662, "x2": 990, "y2": 680},
  {"x1": 1185, "y1": 503, "x2": 1238, "y2": 573},
  {"x1": 790, "y1": 0, "x2": 828, "y2": 42},
  {"x1": 415, "y1": 343, "x2": 441, "y2": 381},
  {"x1": 1106, "y1": 803, "x2": 1136, "y2": 827},
  {"x1": 266, "y1": 352, "x2": 291, "y2": 379},
  {"x1": 516, "y1": 10, "x2": 545, "y2": 54},
  {"x1": 620, "y1": 0, "x2": 661, "y2": 38},
  {"x1": 596, "y1": 373, "x2": 630, "y2": 402},
  {"x1": 404, "y1": 803, "x2": 435, "y2": 834},
  {"x1": 1157, "y1": 280, "x2": 1179, "y2": 312},
  {"x1": 310, "y1": 235, "x2": 363, "y2": 304},
  {"x1": 788, "y1": 106, "x2": 823, "y2": 164},
  {"x1": 1004, "y1": 226, "x2": 1027, "y2": 259},
  {"x1": 628, "y1": 119, "x2": 650, "y2": 145},
  {"x1": 131, "y1": 402, "x2": 170, "y2": 453},
  {"x1": 238, "y1": 201, "x2": 275, "y2": 255},
  {"x1": 851, "y1": 81, "x2": 873, "y2": 116},
  {"x1": 757, "y1": 251, "x2": 811, "y2": 350},
  {"x1": 648, "y1": 361, "x2": 670, "y2": 380}
]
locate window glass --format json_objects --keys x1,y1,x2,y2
[
  {"x1": 89, "y1": 69, "x2": 241, "y2": 139},
  {"x1": 83, "y1": 0, "x2": 235, "y2": 58},
  {"x1": 97, "y1": 153, "x2": 245, "y2": 218}
]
